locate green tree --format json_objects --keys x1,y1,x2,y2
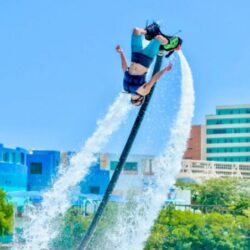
[
  {"x1": 53, "y1": 203, "x2": 119, "y2": 249},
  {"x1": 196, "y1": 178, "x2": 238, "y2": 213},
  {"x1": 0, "y1": 189, "x2": 14, "y2": 236},
  {"x1": 52, "y1": 206, "x2": 93, "y2": 249},
  {"x1": 176, "y1": 178, "x2": 250, "y2": 215},
  {"x1": 145, "y1": 206, "x2": 250, "y2": 250}
]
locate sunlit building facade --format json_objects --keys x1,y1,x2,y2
[
  {"x1": 0, "y1": 144, "x2": 28, "y2": 191},
  {"x1": 206, "y1": 104, "x2": 250, "y2": 162},
  {"x1": 0, "y1": 144, "x2": 60, "y2": 192},
  {"x1": 27, "y1": 150, "x2": 60, "y2": 191},
  {"x1": 178, "y1": 160, "x2": 250, "y2": 182}
]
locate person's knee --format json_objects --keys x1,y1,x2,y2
[
  {"x1": 155, "y1": 35, "x2": 168, "y2": 44},
  {"x1": 133, "y1": 28, "x2": 141, "y2": 35}
]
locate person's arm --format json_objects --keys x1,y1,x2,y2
[
  {"x1": 137, "y1": 64, "x2": 172, "y2": 96},
  {"x1": 116, "y1": 45, "x2": 128, "y2": 72}
]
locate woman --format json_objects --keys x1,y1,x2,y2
[{"x1": 116, "y1": 23, "x2": 181, "y2": 106}]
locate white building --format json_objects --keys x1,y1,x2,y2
[{"x1": 178, "y1": 159, "x2": 250, "y2": 182}]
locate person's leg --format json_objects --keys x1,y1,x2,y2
[
  {"x1": 142, "y1": 35, "x2": 168, "y2": 58},
  {"x1": 131, "y1": 28, "x2": 146, "y2": 53},
  {"x1": 133, "y1": 27, "x2": 147, "y2": 35}
]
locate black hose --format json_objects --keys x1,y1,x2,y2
[{"x1": 77, "y1": 55, "x2": 163, "y2": 250}]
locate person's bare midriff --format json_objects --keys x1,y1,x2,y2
[{"x1": 129, "y1": 62, "x2": 148, "y2": 75}]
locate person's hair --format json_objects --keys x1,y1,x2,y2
[{"x1": 131, "y1": 96, "x2": 145, "y2": 106}]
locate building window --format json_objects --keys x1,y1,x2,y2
[
  {"x1": 21, "y1": 153, "x2": 25, "y2": 165},
  {"x1": 239, "y1": 166, "x2": 250, "y2": 171},
  {"x1": 110, "y1": 161, "x2": 118, "y2": 170},
  {"x1": 217, "y1": 108, "x2": 250, "y2": 115},
  {"x1": 207, "y1": 146, "x2": 250, "y2": 154},
  {"x1": 143, "y1": 159, "x2": 154, "y2": 175},
  {"x1": 207, "y1": 156, "x2": 250, "y2": 162},
  {"x1": 15, "y1": 153, "x2": 20, "y2": 164},
  {"x1": 90, "y1": 186, "x2": 100, "y2": 194},
  {"x1": 207, "y1": 137, "x2": 250, "y2": 144},
  {"x1": 124, "y1": 162, "x2": 138, "y2": 171},
  {"x1": 207, "y1": 129, "x2": 227, "y2": 134},
  {"x1": 110, "y1": 161, "x2": 138, "y2": 172},
  {"x1": 207, "y1": 118, "x2": 250, "y2": 125},
  {"x1": 3, "y1": 152, "x2": 9, "y2": 162},
  {"x1": 12, "y1": 153, "x2": 16, "y2": 163},
  {"x1": 30, "y1": 162, "x2": 43, "y2": 174},
  {"x1": 207, "y1": 128, "x2": 250, "y2": 135}
]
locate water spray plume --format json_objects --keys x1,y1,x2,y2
[
  {"x1": 15, "y1": 93, "x2": 131, "y2": 250},
  {"x1": 99, "y1": 51, "x2": 194, "y2": 250}
]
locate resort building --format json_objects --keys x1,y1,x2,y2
[
  {"x1": 80, "y1": 158, "x2": 109, "y2": 195},
  {"x1": 206, "y1": 104, "x2": 250, "y2": 162},
  {"x1": 178, "y1": 159, "x2": 250, "y2": 182},
  {"x1": 0, "y1": 144, "x2": 28, "y2": 192},
  {"x1": 0, "y1": 144, "x2": 60, "y2": 192},
  {"x1": 99, "y1": 153, "x2": 154, "y2": 196},
  {"x1": 2, "y1": 104, "x2": 250, "y2": 208},
  {"x1": 27, "y1": 150, "x2": 60, "y2": 191}
]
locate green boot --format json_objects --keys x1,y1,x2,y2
[{"x1": 160, "y1": 36, "x2": 182, "y2": 51}]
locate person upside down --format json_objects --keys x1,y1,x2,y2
[{"x1": 116, "y1": 23, "x2": 182, "y2": 106}]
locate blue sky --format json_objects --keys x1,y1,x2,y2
[{"x1": 0, "y1": 0, "x2": 250, "y2": 152}]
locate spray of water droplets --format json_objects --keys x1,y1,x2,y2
[
  {"x1": 98, "y1": 51, "x2": 195, "y2": 250},
  {"x1": 15, "y1": 93, "x2": 132, "y2": 250}
]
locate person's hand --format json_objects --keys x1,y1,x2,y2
[
  {"x1": 116, "y1": 45, "x2": 123, "y2": 54},
  {"x1": 164, "y1": 63, "x2": 172, "y2": 72}
]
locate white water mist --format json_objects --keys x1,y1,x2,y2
[
  {"x1": 102, "y1": 51, "x2": 195, "y2": 250},
  {"x1": 15, "y1": 93, "x2": 131, "y2": 250}
]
